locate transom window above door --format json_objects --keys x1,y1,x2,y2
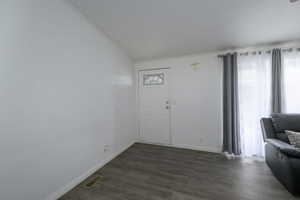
[{"x1": 143, "y1": 73, "x2": 164, "y2": 85}]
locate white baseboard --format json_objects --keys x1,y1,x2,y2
[
  {"x1": 172, "y1": 143, "x2": 221, "y2": 153},
  {"x1": 46, "y1": 141, "x2": 136, "y2": 200},
  {"x1": 138, "y1": 140, "x2": 221, "y2": 154}
]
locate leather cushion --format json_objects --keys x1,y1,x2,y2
[
  {"x1": 276, "y1": 132, "x2": 291, "y2": 144},
  {"x1": 266, "y1": 138, "x2": 300, "y2": 158},
  {"x1": 271, "y1": 113, "x2": 300, "y2": 133},
  {"x1": 281, "y1": 148, "x2": 300, "y2": 158}
]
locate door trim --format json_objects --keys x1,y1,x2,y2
[{"x1": 138, "y1": 67, "x2": 170, "y2": 72}]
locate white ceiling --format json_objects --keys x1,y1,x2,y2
[{"x1": 69, "y1": 0, "x2": 300, "y2": 61}]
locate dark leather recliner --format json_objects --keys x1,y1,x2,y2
[{"x1": 261, "y1": 113, "x2": 300, "y2": 195}]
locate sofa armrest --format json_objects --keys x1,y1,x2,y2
[
  {"x1": 266, "y1": 139, "x2": 300, "y2": 158},
  {"x1": 261, "y1": 118, "x2": 276, "y2": 141}
]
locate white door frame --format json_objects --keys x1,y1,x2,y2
[{"x1": 137, "y1": 67, "x2": 172, "y2": 145}]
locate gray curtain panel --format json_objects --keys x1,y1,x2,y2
[
  {"x1": 271, "y1": 49, "x2": 282, "y2": 113},
  {"x1": 222, "y1": 53, "x2": 241, "y2": 155}
]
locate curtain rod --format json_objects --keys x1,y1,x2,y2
[{"x1": 217, "y1": 47, "x2": 300, "y2": 58}]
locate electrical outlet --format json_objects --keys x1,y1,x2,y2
[
  {"x1": 199, "y1": 138, "x2": 203, "y2": 144},
  {"x1": 104, "y1": 145, "x2": 110, "y2": 153}
]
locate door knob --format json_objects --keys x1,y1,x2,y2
[{"x1": 166, "y1": 105, "x2": 170, "y2": 109}]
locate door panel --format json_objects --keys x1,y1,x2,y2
[{"x1": 139, "y1": 69, "x2": 170, "y2": 144}]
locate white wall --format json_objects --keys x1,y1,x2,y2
[
  {"x1": 136, "y1": 53, "x2": 222, "y2": 153},
  {"x1": 0, "y1": 1, "x2": 137, "y2": 200}
]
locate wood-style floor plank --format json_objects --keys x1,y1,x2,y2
[{"x1": 60, "y1": 143, "x2": 298, "y2": 200}]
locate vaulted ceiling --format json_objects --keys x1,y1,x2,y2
[{"x1": 68, "y1": 0, "x2": 300, "y2": 61}]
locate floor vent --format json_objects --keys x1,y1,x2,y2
[{"x1": 83, "y1": 175, "x2": 102, "y2": 189}]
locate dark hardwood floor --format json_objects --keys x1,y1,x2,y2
[{"x1": 60, "y1": 143, "x2": 298, "y2": 200}]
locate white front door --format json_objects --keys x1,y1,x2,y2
[{"x1": 139, "y1": 69, "x2": 171, "y2": 145}]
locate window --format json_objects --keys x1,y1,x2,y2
[
  {"x1": 283, "y1": 50, "x2": 300, "y2": 113},
  {"x1": 143, "y1": 73, "x2": 164, "y2": 85},
  {"x1": 238, "y1": 53, "x2": 272, "y2": 157}
]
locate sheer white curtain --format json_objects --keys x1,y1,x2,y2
[
  {"x1": 238, "y1": 53, "x2": 272, "y2": 157},
  {"x1": 283, "y1": 50, "x2": 300, "y2": 113}
]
